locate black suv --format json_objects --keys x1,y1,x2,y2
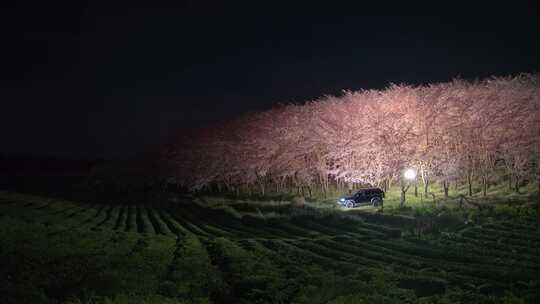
[{"x1": 337, "y1": 188, "x2": 385, "y2": 208}]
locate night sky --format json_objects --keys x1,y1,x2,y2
[{"x1": 1, "y1": 2, "x2": 539, "y2": 159}]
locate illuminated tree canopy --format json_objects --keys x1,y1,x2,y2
[{"x1": 165, "y1": 74, "x2": 540, "y2": 196}]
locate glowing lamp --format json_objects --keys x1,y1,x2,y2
[{"x1": 404, "y1": 169, "x2": 416, "y2": 180}]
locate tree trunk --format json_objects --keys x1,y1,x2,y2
[
  {"x1": 421, "y1": 169, "x2": 429, "y2": 195},
  {"x1": 414, "y1": 178, "x2": 418, "y2": 197},
  {"x1": 467, "y1": 172, "x2": 473, "y2": 197},
  {"x1": 537, "y1": 178, "x2": 540, "y2": 206},
  {"x1": 400, "y1": 180, "x2": 410, "y2": 208},
  {"x1": 321, "y1": 174, "x2": 328, "y2": 198},
  {"x1": 400, "y1": 188, "x2": 406, "y2": 207},
  {"x1": 514, "y1": 178, "x2": 520, "y2": 193},
  {"x1": 482, "y1": 175, "x2": 487, "y2": 197},
  {"x1": 443, "y1": 180, "x2": 449, "y2": 198}
]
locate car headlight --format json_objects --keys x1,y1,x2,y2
[{"x1": 340, "y1": 198, "x2": 345, "y2": 202}]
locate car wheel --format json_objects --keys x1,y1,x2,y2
[
  {"x1": 371, "y1": 197, "x2": 382, "y2": 207},
  {"x1": 346, "y1": 201, "x2": 354, "y2": 208}
]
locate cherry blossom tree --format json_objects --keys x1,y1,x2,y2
[{"x1": 165, "y1": 74, "x2": 540, "y2": 201}]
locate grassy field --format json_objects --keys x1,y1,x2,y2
[{"x1": 1, "y1": 190, "x2": 540, "y2": 304}]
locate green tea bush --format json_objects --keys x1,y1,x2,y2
[{"x1": 165, "y1": 235, "x2": 224, "y2": 301}]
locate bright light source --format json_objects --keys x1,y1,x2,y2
[{"x1": 404, "y1": 169, "x2": 416, "y2": 180}]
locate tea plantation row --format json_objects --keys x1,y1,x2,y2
[{"x1": 1, "y1": 191, "x2": 539, "y2": 303}]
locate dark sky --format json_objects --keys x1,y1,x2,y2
[{"x1": 1, "y1": 2, "x2": 539, "y2": 159}]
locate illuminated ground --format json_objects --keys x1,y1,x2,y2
[{"x1": 1, "y1": 191, "x2": 540, "y2": 303}]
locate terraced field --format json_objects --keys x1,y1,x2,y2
[{"x1": 1, "y1": 191, "x2": 540, "y2": 303}]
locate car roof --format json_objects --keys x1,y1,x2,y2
[
  {"x1": 352, "y1": 188, "x2": 382, "y2": 194},
  {"x1": 355, "y1": 188, "x2": 382, "y2": 193}
]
